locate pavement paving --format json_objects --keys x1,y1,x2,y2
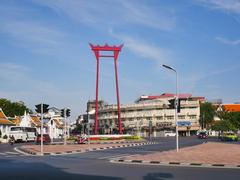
[{"x1": 112, "y1": 142, "x2": 240, "y2": 169}]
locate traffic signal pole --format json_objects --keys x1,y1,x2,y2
[
  {"x1": 35, "y1": 103, "x2": 49, "y2": 156},
  {"x1": 61, "y1": 108, "x2": 70, "y2": 145},
  {"x1": 162, "y1": 64, "x2": 179, "y2": 152},
  {"x1": 64, "y1": 108, "x2": 67, "y2": 145},
  {"x1": 41, "y1": 103, "x2": 43, "y2": 155},
  {"x1": 175, "y1": 71, "x2": 179, "y2": 152}
]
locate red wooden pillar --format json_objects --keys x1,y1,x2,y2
[
  {"x1": 89, "y1": 44, "x2": 123, "y2": 135},
  {"x1": 114, "y1": 51, "x2": 122, "y2": 134},
  {"x1": 94, "y1": 51, "x2": 100, "y2": 135}
]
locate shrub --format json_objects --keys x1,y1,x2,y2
[
  {"x1": 123, "y1": 135, "x2": 141, "y2": 140},
  {"x1": 67, "y1": 136, "x2": 78, "y2": 141}
]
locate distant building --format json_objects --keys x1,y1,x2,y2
[
  {"x1": 0, "y1": 108, "x2": 15, "y2": 137},
  {"x1": 90, "y1": 93, "x2": 204, "y2": 137},
  {"x1": 75, "y1": 100, "x2": 105, "y2": 134},
  {"x1": 223, "y1": 104, "x2": 240, "y2": 112},
  {"x1": 0, "y1": 107, "x2": 64, "y2": 139}
]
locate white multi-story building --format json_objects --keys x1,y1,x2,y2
[{"x1": 97, "y1": 93, "x2": 204, "y2": 137}]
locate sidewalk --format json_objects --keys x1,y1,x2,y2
[{"x1": 113, "y1": 142, "x2": 240, "y2": 168}]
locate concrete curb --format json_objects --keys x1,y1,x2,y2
[
  {"x1": 17, "y1": 141, "x2": 157, "y2": 156},
  {"x1": 110, "y1": 159, "x2": 240, "y2": 169}
]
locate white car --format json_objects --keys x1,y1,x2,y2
[{"x1": 164, "y1": 131, "x2": 176, "y2": 137}]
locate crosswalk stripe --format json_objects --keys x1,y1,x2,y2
[
  {"x1": 5, "y1": 156, "x2": 16, "y2": 158},
  {"x1": 110, "y1": 154, "x2": 140, "y2": 160},
  {"x1": 98, "y1": 154, "x2": 130, "y2": 160},
  {"x1": 5, "y1": 151, "x2": 19, "y2": 155}
]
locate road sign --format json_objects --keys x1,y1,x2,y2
[{"x1": 177, "y1": 121, "x2": 191, "y2": 126}]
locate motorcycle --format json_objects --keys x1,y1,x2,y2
[
  {"x1": 9, "y1": 136, "x2": 15, "y2": 145},
  {"x1": 77, "y1": 134, "x2": 88, "y2": 144}
]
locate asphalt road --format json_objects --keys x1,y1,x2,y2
[{"x1": 0, "y1": 136, "x2": 240, "y2": 180}]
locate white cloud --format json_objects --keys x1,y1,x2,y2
[
  {"x1": 0, "y1": 63, "x2": 29, "y2": 83},
  {"x1": 1, "y1": 20, "x2": 65, "y2": 47},
  {"x1": 110, "y1": 30, "x2": 171, "y2": 65},
  {"x1": 197, "y1": 0, "x2": 240, "y2": 14},
  {"x1": 216, "y1": 36, "x2": 240, "y2": 45},
  {"x1": 33, "y1": 0, "x2": 175, "y2": 31},
  {"x1": 0, "y1": 62, "x2": 84, "y2": 119},
  {"x1": 119, "y1": 0, "x2": 176, "y2": 31},
  {"x1": 181, "y1": 65, "x2": 240, "y2": 94}
]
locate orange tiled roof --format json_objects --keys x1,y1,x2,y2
[
  {"x1": 223, "y1": 104, "x2": 240, "y2": 112},
  {"x1": 0, "y1": 119, "x2": 15, "y2": 125},
  {"x1": 53, "y1": 119, "x2": 64, "y2": 129},
  {"x1": 10, "y1": 116, "x2": 21, "y2": 126},
  {"x1": 0, "y1": 109, "x2": 14, "y2": 125},
  {"x1": 0, "y1": 109, "x2": 7, "y2": 119},
  {"x1": 30, "y1": 115, "x2": 41, "y2": 126}
]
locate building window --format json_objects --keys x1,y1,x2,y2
[
  {"x1": 166, "y1": 116, "x2": 174, "y2": 120},
  {"x1": 178, "y1": 115, "x2": 185, "y2": 119},
  {"x1": 156, "y1": 116, "x2": 163, "y2": 120},
  {"x1": 189, "y1": 115, "x2": 197, "y2": 119}
]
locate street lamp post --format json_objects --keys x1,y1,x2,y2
[{"x1": 162, "y1": 64, "x2": 179, "y2": 152}]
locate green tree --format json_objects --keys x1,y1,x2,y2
[
  {"x1": 228, "y1": 112, "x2": 240, "y2": 129},
  {"x1": 212, "y1": 120, "x2": 236, "y2": 132},
  {"x1": 212, "y1": 108, "x2": 240, "y2": 132},
  {"x1": 0, "y1": 98, "x2": 31, "y2": 117},
  {"x1": 71, "y1": 120, "x2": 83, "y2": 134},
  {"x1": 200, "y1": 102, "x2": 215, "y2": 129}
]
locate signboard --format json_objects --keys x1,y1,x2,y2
[{"x1": 177, "y1": 121, "x2": 191, "y2": 126}]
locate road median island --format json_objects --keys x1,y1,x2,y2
[
  {"x1": 114, "y1": 142, "x2": 240, "y2": 168},
  {"x1": 18, "y1": 140, "x2": 155, "y2": 156}
]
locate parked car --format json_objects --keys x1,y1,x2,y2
[
  {"x1": 198, "y1": 132, "x2": 208, "y2": 139},
  {"x1": 221, "y1": 132, "x2": 238, "y2": 141},
  {"x1": 36, "y1": 134, "x2": 51, "y2": 144},
  {"x1": 164, "y1": 131, "x2": 176, "y2": 137}
]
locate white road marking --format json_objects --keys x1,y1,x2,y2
[
  {"x1": 98, "y1": 154, "x2": 130, "y2": 159},
  {"x1": 5, "y1": 151, "x2": 19, "y2": 155}
]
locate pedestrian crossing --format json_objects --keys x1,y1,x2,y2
[
  {"x1": 0, "y1": 151, "x2": 26, "y2": 158},
  {"x1": 98, "y1": 153, "x2": 138, "y2": 161}
]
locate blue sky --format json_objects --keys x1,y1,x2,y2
[{"x1": 0, "y1": 0, "x2": 240, "y2": 120}]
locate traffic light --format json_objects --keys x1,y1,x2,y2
[
  {"x1": 66, "y1": 109, "x2": 71, "y2": 117},
  {"x1": 61, "y1": 109, "x2": 65, "y2": 117},
  {"x1": 168, "y1": 99, "x2": 175, "y2": 109},
  {"x1": 35, "y1": 104, "x2": 41, "y2": 113},
  {"x1": 35, "y1": 103, "x2": 49, "y2": 113},
  {"x1": 42, "y1": 104, "x2": 49, "y2": 113},
  {"x1": 177, "y1": 99, "x2": 181, "y2": 113},
  {"x1": 168, "y1": 99, "x2": 181, "y2": 113}
]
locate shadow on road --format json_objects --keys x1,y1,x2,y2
[
  {"x1": 143, "y1": 172, "x2": 173, "y2": 180},
  {"x1": 0, "y1": 158, "x2": 122, "y2": 180}
]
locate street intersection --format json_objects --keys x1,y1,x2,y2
[{"x1": 0, "y1": 137, "x2": 240, "y2": 180}]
